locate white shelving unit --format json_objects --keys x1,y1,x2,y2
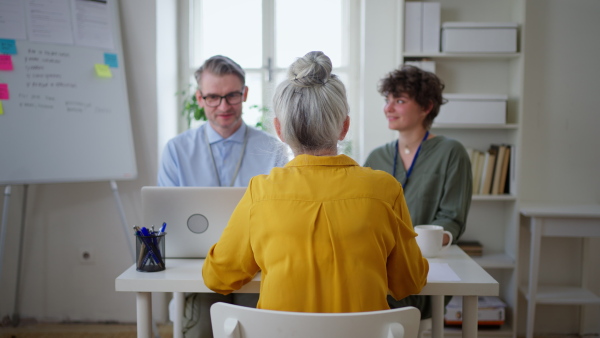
[
  {"x1": 519, "y1": 204, "x2": 600, "y2": 338},
  {"x1": 399, "y1": 0, "x2": 525, "y2": 337}
]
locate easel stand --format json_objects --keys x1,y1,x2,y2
[
  {"x1": 110, "y1": 181, "x2": 160, "y2": 338},
  {"x1": 0, "y1": 186, "x2": 11, "y2": 287},
  {"x1": 0, "y1": 184, "x2": 28, "y2": 327},
  {"x1": 110, "y1": 180, "x2": 135, "y2": 259},
  {"x1": 0, "y1": 182, "x2": 160, "y2": 338}
]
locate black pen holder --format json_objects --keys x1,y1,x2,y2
[{"x1": 135, "y1": 232, "x2": 166, "y2": 272}]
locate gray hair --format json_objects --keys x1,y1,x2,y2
[
  {"x1": 194, "y1": 55, "x2": 245, "y2": 89},
  {"x1": 272, "y1": 51, "x2": 349, "y2": 155}
]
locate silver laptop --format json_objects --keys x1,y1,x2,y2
[{"x1": 141, "y1": 186, "x2": 246, "y2": 259}]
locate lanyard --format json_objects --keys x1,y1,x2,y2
[
  {"x1": 393, "y1": 130, "x2": 429, "y2": 188},
  {"x1": 205, "y1": 124, "x2": 249, "y2": 187}
]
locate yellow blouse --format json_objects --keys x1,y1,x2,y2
[{"x1": 202, "y1": 154, "x2": 428, "y2": 313}]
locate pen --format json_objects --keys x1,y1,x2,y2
[
  {"x1": 134, "y1": 226, "x2": 148, "y2": 267},
  {"x1": 139, "y1": 227, "x2": 164, "y2": 268},
  {"x1": 159, "y1": 222, "x2": 167, "y2": 234}
]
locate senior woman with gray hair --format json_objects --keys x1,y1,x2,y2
[{"x1": 202, "y1": 51, "x2": 428, "y2": 313}]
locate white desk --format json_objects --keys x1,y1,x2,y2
[
  {"x1": 520, "y1": 203, "x2": 600, "y2": 338},
  {"x1": 116, "y1": 245, "x2": 498, "y2": 338}
]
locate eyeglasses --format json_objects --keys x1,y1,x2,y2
[{"x1": 200, "y1": 89, "x2": 244, "y2": 107}]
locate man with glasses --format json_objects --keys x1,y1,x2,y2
[
  {"x1": 158, "y1": 55, "x2": 288, "y2": 187},
  {"x1": 158, "y1": 55, "x2": 288, "y2": 337}
]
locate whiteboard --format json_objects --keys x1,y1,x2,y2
[{"x1": 0, "y1": 0, "x2": 137, "y2": 184}]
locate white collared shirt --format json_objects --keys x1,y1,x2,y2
[{"x1": 158, "y1": 123, "x2": 288, "y2": 187}]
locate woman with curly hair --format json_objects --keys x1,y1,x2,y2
[{"x1": 364, "y1": 65, "x2": 473, "y2": 319}]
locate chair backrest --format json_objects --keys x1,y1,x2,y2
[{"x1": 210, "y1": 302, "x2": 421, "y2": 338}]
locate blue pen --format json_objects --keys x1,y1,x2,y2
[
  {"x1": 135, "y1": 227, "x2": 156, "y2": 267},
  {"x1": 154, "y1": 222, "x2": 167, "y2": 263},
  {"x1": 140, "y1": 227, "x2": 163, "y2": 267}
]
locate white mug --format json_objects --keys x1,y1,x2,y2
[{"x1": 414, "y1": 225, "x2": 453, "y2": 258}]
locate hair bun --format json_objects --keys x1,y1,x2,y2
[{"x1": 288, "y1": 51, "x2": 332, "y2": 87}]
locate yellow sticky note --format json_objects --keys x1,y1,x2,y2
[
  {"x1": 95, "y1": 63, "x2": 112, "y2": 78},
  {"x1": 0, "y1": 101, "x2": 4, "y2": 115}
]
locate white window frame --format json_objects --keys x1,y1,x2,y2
[{"x1": 176, "y1": 0, "x2": 361, "y2": 157}]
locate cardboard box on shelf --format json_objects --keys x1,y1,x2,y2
[{"x1": 445, "y1": 296, "x2": 506, "y2": 327}]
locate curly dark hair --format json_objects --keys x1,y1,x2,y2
[{"x1": 378, "y1": 65, "x2": 446, "y2": 129}]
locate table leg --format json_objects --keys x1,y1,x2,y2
[
  {"x1": 462, "y1": 296, "x2": 478, "y2": 338},
  {"x1": 579, "y1": 238, "x2": 588, "y2": 335},
  {"x1": 136, "y1": 292, "x2": 152, "y2": 338},
  {"x1": 431, "y1": 295, "x2": 444, "y2": 338},
  {"x1": 173, "y1": 292, "x2": 185, "y2": 338},
  {"x1": 526, "y1": 219, "x2": 542, "y2": 338}
]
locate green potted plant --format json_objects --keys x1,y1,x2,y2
[{"x1": 177, "y1": 87, "x2": 206, "y2": 128}]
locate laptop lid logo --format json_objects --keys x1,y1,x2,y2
[{"x1": 187, "y1": 214, "x2": 209, "y2": 234}]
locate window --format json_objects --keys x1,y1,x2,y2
[{"x1": 179, "y1": 0, "x2": 360, "y2": 155}]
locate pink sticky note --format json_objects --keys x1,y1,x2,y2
[
  {"x1": 0, "y1": 84, "x2": 9, "y2": 100},
  {"x1": 0, "y1": 55, "x2": 13, "y2": 71}
]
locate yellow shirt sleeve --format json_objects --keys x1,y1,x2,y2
[{"x1": 202, "y1": 182, "x2": 260, "y2": 294}]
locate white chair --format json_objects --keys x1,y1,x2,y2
[
  {"x1": 210, "y1": 302, "x2": 421, "y2": 338},
  {"x1": 418, "y1": 318, "x2": 432, "y2": 338}
]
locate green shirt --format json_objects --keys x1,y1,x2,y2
[{"x1": 364, "y1": 136, "x2": 472, "y2": 242}]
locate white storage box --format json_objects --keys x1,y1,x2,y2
[
  {"x1": 436, "y1": 94, "x2": 507, "y2": 125},
  {"x1": 442, "y1": 22, "x2": 518, "y2": 53},
  {"x1": 404, "y1": 2, "x2": 441, "y2": 53},
  {"x1": 445, "y1": 296, "x2": 506, "y2": 326}
]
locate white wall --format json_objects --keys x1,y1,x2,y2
[
  {"x1": 156, "y1": 1, "x2": 179, "y2": 165},
  {"x1": 358, "y1": 0, "x2": 400, "y2": 164},
  {"x1": 0, "y1": 0, "x2": 598, "y2": 331},
  {"x1": 521, "y1": 0, "x2": 600, "y2": 203},
  {"x1": 519, "y1": 0, "x2": 600, "y2": 334}
]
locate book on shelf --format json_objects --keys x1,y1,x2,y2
[
  {"x1": 457, "y1": 240, "x2": 483, "y2": 256},
  {"x1": 508, "y1": 144, "x2": 516, "y2": 195},
  {"x1": 498, "y1": 145, "x2": 511, "y2": 194},
  {"x1": 471, "y1": 150, "x2": 485, "y2": 195},
  {"x1": 491, "y1": 144, "x2": 507, "y2": 195},
  {"x1": 470, "y1": 144, "x2": 514, "y2": 196},
  {"x1": 477, "y1": 151, "x2": 489, "y2": 195},
  {"x1": 479, "y1": 145, "x2": 498, "y2": 195}
]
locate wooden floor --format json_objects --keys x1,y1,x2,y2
[
  {"x1": 0, "y1": 321, "x2": 173, "y2": 338},
  {"x1": 0, "y1": 320, "x2": 593, "y2": 338}
]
